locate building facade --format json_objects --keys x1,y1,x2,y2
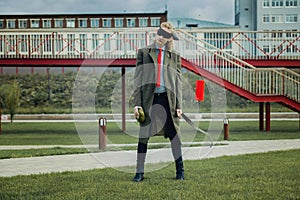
[
  {"x1": 0, "y1": 11, "x2": 167, "y2": 30},
  {"x1": 235, "y1": 0, "x2": 300, "y2": 31}
]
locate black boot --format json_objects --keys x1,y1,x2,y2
[
  {"x1": 133, "y1": 140, "x2": 148, "y2": 182},
  {"x1": 133, "y1": 173, "x2": 144, "y2": 182},
  {"x1": 175, "y1": 157, "x2": 184, "y2": 180}
]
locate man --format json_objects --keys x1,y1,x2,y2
[{"x1": 133, "y1": 22, "x2": 184, "y2": 182}]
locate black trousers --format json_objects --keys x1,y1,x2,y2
[
  {"x1": 137, "y1": 93, "x2": 182, "y2": 161},
  {"x1": 152, "y1": 92, "x2": 177, "y2": 139}
]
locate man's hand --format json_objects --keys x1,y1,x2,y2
[
  {"x1": 176, "y1": 109, "x2": 182, "y2": 118},
  {"x1": 134, "y1": 106, "x2": 142, "y2": 118}
]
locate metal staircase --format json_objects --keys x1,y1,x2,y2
[{"x1": 175, "y1": 30, "x2": 300, "y2": 112}]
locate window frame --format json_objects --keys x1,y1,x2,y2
[
  {"x1": 43, "y1": 19, "x2": 52, "y2": 28},
  {"x1": 114, "y1": 18, "x2": 124, "y2": 27},
  {"x1": 139, "y1": 17, "x2": 148, "y2": 27},
  {"x1": 18, "y1": 19, "x2": 28, "y2": 29},
  {"x1": 78, "y1": 18, "x2": 88, "y2": 28},
  {"x1": 126, "y1": 18, "x2": 136, "y2": 27},
  {"x1": 102, "y1": 18, "x2": 112, "y2": 28},
  {"x1": 66, "y1": 18, "x2": 75, "y2": 28},
  {"x1": 30, "y1": 19, "x2": 40, "y2": 28},
  {"x1": 150, "y1": 17, "x2": 160, "y2": 27},
  {"x1": 54, "y1": 19, "x2": 64, "y2": 28},
  {"x1": 7, "y1": 19, "x2": 16, "y2": 29},
  {"x1": 90, "y1": 18, "x2": 100, "y2": 28}
]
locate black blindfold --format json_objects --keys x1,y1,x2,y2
[{"x1": 157, "y1": 28, "x2": 179, "y2": 40}]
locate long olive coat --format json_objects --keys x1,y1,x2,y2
[{"x1": 133, "y1": 43, "x2": 182, "y2": 138}]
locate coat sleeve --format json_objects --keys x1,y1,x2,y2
[
  {"x1": 175, "y1": 53, "x2": 182, "y2": 110},
  {"x1": 133, "y1": 49, "x2": 143, "y2": 107}
]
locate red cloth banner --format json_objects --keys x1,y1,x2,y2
[{"x1": 195, "y1": 80, "x2": 205, "y2": 102}]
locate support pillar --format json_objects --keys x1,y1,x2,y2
[
  {"x1": 122, "y1": 67, "x2": 126, "y2": 132},
  {"x1": 0, "y1": 107, "x2": 2, "y2": 135},
  {"x1": 259, "y1": 102, "x2": 264, "y2": 131},
  {"x1": 265, "y1": 102, "x2": 271, "y2": 132}
]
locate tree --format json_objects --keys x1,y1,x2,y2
[{"x1": 0, "y1": 80, "x2": 21, "y2": 123}]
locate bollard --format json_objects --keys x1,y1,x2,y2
[
  {"x1": 99, "y1": 117, "x2": 107, "y2": 150},
  {"x1": 223, "y1": 118, "x2": 229, "y2": 140}
]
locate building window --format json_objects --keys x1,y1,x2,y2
[
  {"x1": 263, "y1": 45, "x2": 270, "y2": 53},
  {"x1": 79, "y1": 34, "x2": 87, "y2": 52},
  {"x1": 116, "y1": 33, "x2": 124, "y2": 51},
  {"x1": 104, "y1": 33, "x2": 111, "y2": 52},
  {"x1": 67, "y1": 34, "x2": 75, "y2": 52},
  {"x1": 286, "y1": 0, "x2": 298, "y2": 7},
  {"x1": 90, "y1": 18, "x2": 99, "y2": 27},
  {"x1": 139, "y1": 18, "x2": 148, "y2": 27},
  {"x1": 114, "y1": 18, "x2": 123, "y2": 27},
  {"x1": 271, "y1": 31, "x2": 283, "y2": 37},
  {"x1": 43, "y1": 34, "x2": 52, "y2": 53},
  {"x1": 92, "y1": 34, "x2": 99, "y2": 50},
  {"x1": 286, "y1": 30, "x2": 298, "y2": 37},
  {"x1": 263, "y1": 0, "x2": 270, "y2": 7},
  {"x1": 43, "y1": 19, "x2": 51, "y2": 28},
  {"x1": 286, "y1": 14, "x2": 298, "y2": 23},
  {"x1": 31, "y1": 34, "x2": 40, "y2": 53},
  {"x1": 127, "y1": 18, "x2": 136, "y2": 27},
  {"x1": 263, "y1": 14, "x2": 270, "y2": 22},
  {"x1": 0, "y1": 20, "x2": 4, "y2": 28},
  {"x1": 54, "y1": 33, "x2": 63, "y2": 52},
  {"x1": 19, "y1": 19, "x2": 27, "y2": 29},
  {"x1": 271, "y1": 0, "x2": 284, "y2": 7},
  {"x1": 31, "y1": 19, "x2": 40, "y2": 28},
  {"x1": 271, "y1": 14, "x2": 284, "y2": 23},
  {"x1": 103, "y1": 18, "x2": 111, "y2": 27},
  {"x1": 66, "y1": 19, "x2": 75, "y2": 28},
  {"x1": 7, "y1": 20, "x2": 16, "y2": 28},
  {"x1": 151, "y1": 18, "x2": 160, "y2": 26},
  {"x1": 55, "y1": 19, "x2": 64, "y2": 28},
  {"x1": 78, "y1": 19, "x2": 87, "y2": 28},
  {"x1": 19, "y1": 35, "x2": 28, "y2": 52}
]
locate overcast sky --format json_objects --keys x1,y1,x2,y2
[{"x1": 0, "y1": 0, "x2": 235, "y2": 24}]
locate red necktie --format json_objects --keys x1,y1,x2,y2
[{"x1": 157, "y1": 48, "x2": 162, "y2": 87}]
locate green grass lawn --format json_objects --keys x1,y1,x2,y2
[
  {"x1": 0, "y1": 121, "x2": 299, "y2": 145},
  {"x1": 0, "y1": 149, "x2": 299, "y2": 199},
  {"x1": 0, "y1": 121, "x2": 299, "y2": 159}
]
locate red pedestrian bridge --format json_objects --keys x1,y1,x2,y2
[{"x1": 0, "y1": 28, "x2": 299, "y2": 131}]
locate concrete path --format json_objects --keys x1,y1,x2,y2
[{"x1": 0, "y1": 139, "x2": 299, "y2": 177}]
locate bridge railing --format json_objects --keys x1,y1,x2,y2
[
  {"x1": 176, "y1": 30, "x2": 300, "y2": 103},
  {"x1": 195, "y1": 30, "x2": 300, "y2": 60},
  {"x1": 0, "y1": 28, "x2": 157, "y2": 59},
  {"x1": 0, "y1": 29, "x2": 300, "y2": 60}
]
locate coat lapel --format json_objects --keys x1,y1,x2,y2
[
  {"x1": 148, "y1": 46, "x2": 158, "y2": 84},
  {"x1": 164, "y1": 50, "x2": 172, "y2": 67}
]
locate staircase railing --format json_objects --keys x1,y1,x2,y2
[{"x1": 175, "y1": 30, "x2": 300, "y2": 103}]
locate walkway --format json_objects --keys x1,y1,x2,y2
[{"x1": 0, "y1": 139, "x2": 299, "y2": 177}]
